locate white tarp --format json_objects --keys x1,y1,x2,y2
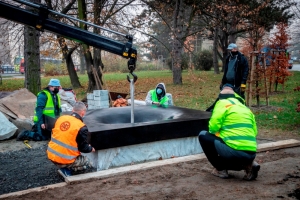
[
  {"x1": 83, "y1": 136, "x2": 203, "y2": 171},
  {"x1": 0, "y1": 111, "x2": 18, "y2": 140}
]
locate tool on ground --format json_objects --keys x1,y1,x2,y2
[{"x1": 24, "y1": 140, "x2": 32, "y2": 149}]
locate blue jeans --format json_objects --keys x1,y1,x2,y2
[{"x1": 198, "y1": 131, "x2": 256, "y2": 171}]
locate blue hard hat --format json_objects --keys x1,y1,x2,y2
[
  {"x1": 48, "y1": 79, "x2": 61, "y2": 87},
  {"x1": 227, "y1": 43, "x2": 238, "y2": 50}
]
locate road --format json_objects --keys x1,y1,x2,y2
[
  {"x1": 1, "y1": 72, "x2": 24, "y2": 79},
  {"x1": 291, "y1": 63, "x2": 300, "y2": 71}
]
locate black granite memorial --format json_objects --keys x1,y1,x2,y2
[{"x1": 83, "y1": 105, "x2": 211, "y2": 150}]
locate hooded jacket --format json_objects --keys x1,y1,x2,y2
[{"x1": 145, "y1": 83, "x2": 171, "y2": 106}]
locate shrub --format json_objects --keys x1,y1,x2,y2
[
  {"x1": 44, "y1": 63, "x2": 68, "y2": 76},
  {"x1": 193, "y1": 50, "x2": 213, "y2": 71}
]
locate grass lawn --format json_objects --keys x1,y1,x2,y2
[{"x1": 0, "y1": 70, "x2": 299, "y2": 132}]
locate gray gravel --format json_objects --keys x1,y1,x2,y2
[
  {"x1": 0, "y1": 143, "x2": 63, "y2": 195},
  {"x1": 0, "y1": 143, "x2": 96, "y2": 195}
]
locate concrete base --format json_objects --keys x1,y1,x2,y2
[{"x1": 83, "y1": 136, "x2": 203, "y2": 171}]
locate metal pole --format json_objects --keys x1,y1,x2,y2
[
  {"x1": 12, "y1": 0, "x2": 129, "y2": 38},
  {"x1": 130, "y1": 79, "x2": 134, "y2": 123}
]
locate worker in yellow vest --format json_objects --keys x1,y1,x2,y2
[
  {"x1": 17, "y1": 79, "x2": 62, "y2": 141},
  {"x1": 198, "y1": 83, "x2": 260, "y2": 181},
  {"x1": 145, "y1": 82, "x2": 173, "y2": 106},
  {"x1": 47, "y1": 101, "x2": 95, "y2": 177}
]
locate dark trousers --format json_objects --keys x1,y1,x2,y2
[{"x1": 198, "y1": 131, "x2": 255, "y2": 171}]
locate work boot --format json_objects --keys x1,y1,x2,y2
[
  {"x1": 16, "y1": 130, "x2": 34, "y2": 141},
  {"x1": 59, "y1": 167, "x2": 72, "y2": 177},
  {"x1": 211, "y1": 168, "x2": 229, "y2": 179},
  {"x1": 243, "y1": 161, "x2": 260, "y2": 181}
]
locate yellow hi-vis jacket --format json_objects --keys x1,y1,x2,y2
[
  {"x1": 33, "y1": 89, "x2": 61, "y2": 123},
  {"x1": 209, "y1": 94, "x2": 257, "y2": 152},
  {"x1": 150, "y1": 90, "x2": 169, "y2": 106},
  {"x1": 47, "y1": 115, "x2": 85, "y2": 164}
]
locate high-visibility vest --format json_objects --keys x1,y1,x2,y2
[
  {"x1": 33, "y1": 90, "x2": 61, "y2": 123},
  {"x1": 47, "y1": 115, "x2": 85, "y2": 164},
  {"x1": 209, "y1": 96, "x2": 257, "y2": 152},
  {"x1": 150, "y1": 90, "x2": 169, "y2": 106}
]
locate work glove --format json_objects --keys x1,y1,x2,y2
[{"x1": 241, "y1": 84, "x2": 246, "y2": 92}]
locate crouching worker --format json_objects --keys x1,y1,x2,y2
[
  {"x1": 47, "y1": 102, "x2": 95, "y2": 177},
  {"x1": 113, "y1": 95, "x2": 128, "y2": 107},
  {"x1": 198, "y1": 84, "x2": 260, "y2": 181}
]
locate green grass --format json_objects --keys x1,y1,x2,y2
[{"x1": 0, "y1": 70, "x2": 299, "y2": 132}]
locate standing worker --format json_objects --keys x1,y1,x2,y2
[
  {"x1": 206, "y1": 43, "x2": 249, "y2": 112},
  {"x1": 47, "y1": 102, "x2": 95, "y2": 177},
  {"x1": 221, "y1": 43, "x2": 249, "y2": 99},
  {"x1": 17, "y1": 78, "x2": 62, "y2": 141},
  {"x1": 199, "y1": 84, "x2": 260, "y2": 180},
  {"x1": 145, "y1": 82, "x2": 173, "y2": 106}
]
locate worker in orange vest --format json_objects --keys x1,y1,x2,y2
[
  {"x1": 47, "y1": 101, "x2": 95, "y2": 176},
  {"x1": 113, "y1": 95, "x2": 128, "y2": 107}
]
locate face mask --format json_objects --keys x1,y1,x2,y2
[
  {"x1": 231, "y1": 51, "x2": 238, "y2": 56},
  {"x1": 156, "y1": 88, "x2": 163, "y2": 95},
  {"x1": 53, "y1": 88, "x2": 59, "y2": 94}
]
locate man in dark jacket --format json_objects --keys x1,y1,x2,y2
[
  {"x1": 206, "y1": 43, "x2": 249, "y2": 112},
  {"x1": 221, "y1": 43, "x2": 249, "y2": 99},
  {"x1": 47, "y1": 101, "x2": 95, "y2": 177}
]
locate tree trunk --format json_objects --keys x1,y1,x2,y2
[
  {"x1": 57, "y1": 36, "x2": 81, "y2": 88},
  {"x1": 24, "y1": 0, "x2": 41, "y2": 95},
  {"x1": 172, "y1": 0, "x2": 184, "y2": 85},
  {"x1": 219, "y1": 30, "x2": 229, "y2": 72},
  {"x1": 213, "y1": 27, "x2": 220, "y2": 74},
  {"x1": 24, "y1": 26, "x2": 41, "y2": 95},
  {"x1": 79, "y1": 46, "x2": 85, "y2": 75},
  {"x1": 93, "y1": 0, "x2": 104, "y2": 88},
  {"x1": 78, "y1": 0, "x2": 97, "y2": 92}
]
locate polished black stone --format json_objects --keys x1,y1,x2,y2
[{"x1": 83, "y1": 105, "x2": 211, "y2": 150}]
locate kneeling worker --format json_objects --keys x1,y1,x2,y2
[
  {"x1": 47, "y1": 102, "x2": 95, "y2": 176},
  {"x1": 145, "y1": 82, "x2": 173, "y2": 106},
  {"x1": 198, "y1": 84, "x2": 260, "y2": 180}
]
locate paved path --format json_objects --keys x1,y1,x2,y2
[{"x1": 290, "y1": 63, "x2": 300, "y2": 71}]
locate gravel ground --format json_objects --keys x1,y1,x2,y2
[
  {"x1": 0, "y1": 143, "x2": 96, "y2": 195},
  {"x1": 0, "y1": 143, "x2": 62, "y2": 195}
]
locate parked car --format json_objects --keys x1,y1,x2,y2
[
  {"x1": 0, "y1": 64, "x2": 15, "y2": 73},
  {"x1": 288, "y1": 60, "x2": 293, "y2": 69}
]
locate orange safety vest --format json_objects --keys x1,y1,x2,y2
[{"x1": 47, "y1": 115, "x2": 85, "y2": 164}]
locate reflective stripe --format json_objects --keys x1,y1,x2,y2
[
  {"x1": 44, "y1": 107, "x2": 54, "y2": 110},
  {"x1": 47, "y1": 147, "x2": 77, "y2": 160},
  {"x1": 222, "y1": 135, "x2": 257, "y2": 142},
  {"x1": 51, "y1": 137, "x2": 78, "y2": 151},
  {"x1": 228, "y1": 99, "x2": 235, "y2": 104},
  {"x1": 222, "y1": 123, "x2": 253, "y2": 130}
]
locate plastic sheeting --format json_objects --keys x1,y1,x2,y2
[
  {"x1": 0, "y1": 111, "x2": 18, "y2": 140},
  {"x1": 83, "y1": 136, "x2": 203, "y2": 171}
]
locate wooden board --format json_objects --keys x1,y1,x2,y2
[
  {"x1": 0, "y1": 88, "x2": 36, "y2": 119},
  {"x1": 66, "y1": 139, "x2": 300, "y2": 184},
  {"x1": 0, "y1": 183, "x2": 67, "y2": 199},
  {"x1": 66, "y1": 154, "x2": 207, "y2": 184},
  {"x1": 257, "y1": 139, "x2": 300, "y2": 152},
  {"x1": 0, "y1": 104, "x2": 17, "y2": 119}
]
